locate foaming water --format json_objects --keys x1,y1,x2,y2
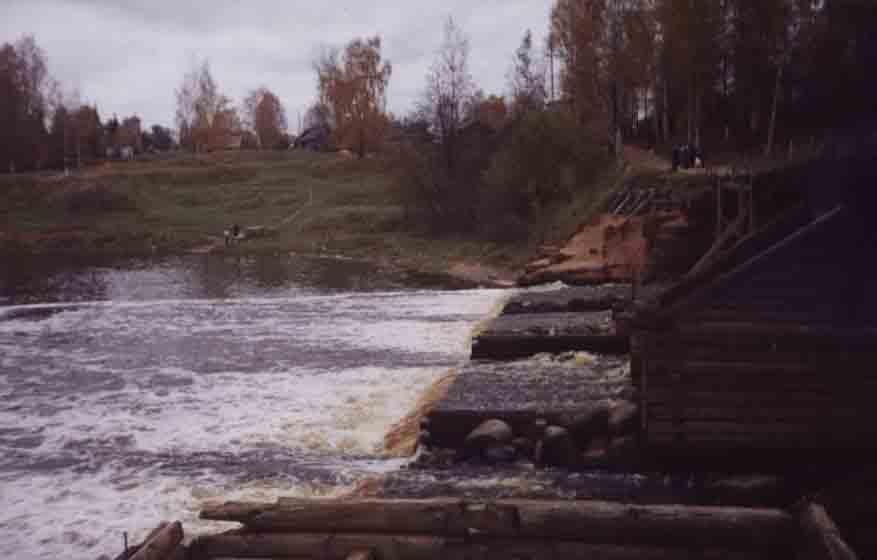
[{"x1": 0, "y1": 256, "x2": 509, "y2": 559}]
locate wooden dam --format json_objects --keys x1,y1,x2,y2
[{"x1": 111, "y1": 151, "x2": 876, "y2": 560}]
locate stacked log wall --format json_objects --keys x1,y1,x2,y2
[{"x1": 635, "y1": 203, "x2": 877, "y2": 460}]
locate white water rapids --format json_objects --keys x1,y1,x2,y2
[{"x1": 0, "y1": 259, "x2": 508, "y2": 559}]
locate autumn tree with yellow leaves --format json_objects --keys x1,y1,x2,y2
[{"x1": 314, "y1": 36, "x2": 392, "y2": 157}]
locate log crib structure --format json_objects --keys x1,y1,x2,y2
[{"x1": 110, "y1": 148, "x2": 877, "y2": 560}]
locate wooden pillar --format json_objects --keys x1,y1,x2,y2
[
  {"x1": 798, "y1": 503, "x2": 858, "y2": 560},
  {"x1": 715, "y1": 177, "x2": 723, "y2": 241},
  {"x1": 749, "y1": 179, "x2": 756, "y2": 234}
]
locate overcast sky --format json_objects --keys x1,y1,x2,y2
[{"x1": 1, "y1": 0, "x2": 553, "y2": 132}]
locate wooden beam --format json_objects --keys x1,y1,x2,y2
[
  {"x1": 660, "y1": 204, "x2": 847, "y2": 320},
  {"x1": 200, "y1": 499, "x2": 793, "y2": 549},
  {"x1": 798, "y1": 503, "x2": 859, "y2": 560},
  {"x1": 129, "y1": 522, "x2": 183, "y2": 560},
  {"x1": 190, "y1": 532, "x2": 446, "y2": 560},
  {"x1": 471, "y1": 334, "x2": 629, "y2": 360},
  {"x1": 189, "y1": 532, "x2": 778, "y2": 560}
]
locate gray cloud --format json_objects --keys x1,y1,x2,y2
[{"x1": 1, "y1": 0, "x2": 552, "y2": 129}]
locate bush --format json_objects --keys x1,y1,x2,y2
[
  {"x1": 481, "y1": 110, "x2": 609, "y2": 240},
  {"x1": 394, "y1": 108, "x2": 610, "y2": 239},
  {"x1": 64, "y1": 185, "x2": 137, "y2": 214}
]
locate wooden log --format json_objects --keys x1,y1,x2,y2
[
  {"x1": 659, "y1": 205, "x2": 848, "y2": 321},
  {"x1": 647, "y1": 406, "x2": 865, "y2": 423},
  {"x1": 798, "y1": 503, "x2": 859, "y2": 560},
  {"x1": 673, "y1": 323, "x2": 877, "y2": 341},
  {"x1": 643, "y1": 390, "x2": 874, "y2": 407},
  {"x1": 644, "y1": 379, "x2": 877, "y2": 397},
  {"x1": 200, "y1": 499, "x2": 792, "y2": 549},
  {"x1": 471, "y1": 334, "x2": 629, "y2": 360},
  {"x1": 636, "y1": 336, "x2": 877, "y2": 360},
  {"x1": 130, "y1": 521, "x2": 183, "y2": 560},
  {"x1": 457, "y1": 539, "x2": 776, "y2": 560},
  {"x1": 190, "y1": 533, "x2": 776, "y2": 560},
  {"x1": 203, "y1": 499, "x2": 461, "y2": 534},
  {"x1": 640, "y1": 347, "x2": 874, "y2": 367},
  {"x1": 648, "y1": 421, "x2": 874, "y2": 437},
  {"x1": 190, "y1": 532, "x2": 448, "y2": 560},
  {"x1": 113, "y1": 523, "x2": 169, "y2": 560},
  {"x1": 346, "y1": 549, "x2": 377, "y2": 560}
]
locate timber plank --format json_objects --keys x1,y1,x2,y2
[
  {"x1": 428, "y1": 355, "x2": 631, "y2": 447},
  {"x1": 647, "y1": 406, "x2": 867, "y2": 422},
  {"x1": 502, "y1": 286, "x2": 632, "y2": 315},
  {"x1": 643, "y1": 390, "x2": 864, "y2": 407},
  {"x1": 648, "y1": 421, "x2": 877, "y2": 437},
  {"x1": 471, "y1": 312, "x2": 629, "y2": 359},
  {"x1": 471, "y1": 334, "x2": 629, "y2": 360},
  {"x1": 797, "y1": 503, "x2": 859, "y2": 560},
  {"x1": 199, "y1": 499, "x2": 793, "y2": 550}
]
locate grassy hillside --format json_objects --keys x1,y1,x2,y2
[{"x1": 0, "y1": 150, "x2": 539, "y2": 280}]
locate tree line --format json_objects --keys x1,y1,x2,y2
[
  {"x1": 1, "y1": 35, "x2": 179, "y2": 172},
  {"x1": 4, "y1": 0, "x2": 873, "y2": 179},
  {"x1": 0, "y1": 37, "x2": 297, "y2": 173},
  {"x1": 547, "y1": 0, "x2": 877, "y2": 155},
  {"x1": 396, "y1": 0, "x2": 877, "y2": 236}
]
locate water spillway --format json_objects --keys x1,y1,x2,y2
[{"x1": 0, "y1": 256, "x2": 509, "y2": 559}]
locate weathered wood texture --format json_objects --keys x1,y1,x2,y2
[
  {"x1": 346, "y1": 549, "x2": 377, "y2": 560},
  {"x1": 639, "y1": 325, "x2": 877, "y2": 454},
  {"x1": 427, "y1": 356, "x2": 631, "y2": 447},
  {"x1": 190, "y1": 532, "x2": 446, "y2": 560},
  {"x1": 501, "y1": 285, "x2": 632, "y2": 315},
  {"x1": 190, "y1": 532, "x2": 781, "y2": 560},
  {"x1": 634, "y1": 198, "x2": 877, "y2": 459},
  {"x1": 129, "y1": 521, "x2": 183, "y2": 560},
  {"x1": 797, "y1": 503, "x2": 859, "y2": 560},
  {"x1": 199, "y1": 498, "x2": 793, "y2": 549},
  {"x1": 471, "y1": 312, "x2": 629, "y2": 360}
]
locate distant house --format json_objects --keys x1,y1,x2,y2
[
  {"x1": 105, "y1": 145, "x2": 135, "y2": 160},
  {"x1": 293, "y1": 125, "x2": 331, "y2": 152}
]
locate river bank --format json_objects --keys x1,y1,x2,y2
[{"x1": 0, "y1": 150, "x2": 532, "y2": 291}]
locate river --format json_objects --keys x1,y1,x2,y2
[{"x1": 0, "y1": 255, "x2": 507, "y2": 559}]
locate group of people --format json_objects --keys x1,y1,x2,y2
[{"x1": 671, "y1": 144, "x2": 706, "y2": 171}]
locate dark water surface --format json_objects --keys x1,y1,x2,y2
[{"x1": 0, "y1": 254, "x2": 507, "y2": 559}]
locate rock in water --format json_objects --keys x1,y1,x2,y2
[
  {"x1": 526, "y1": 418, "x2": 548, "y2": 441},
  {"x1": 484, "y1": 443, "x2": 517, "y2": 464},
  {"x1": 608, "y1": 401, "x2": 640, "y2": 437},
  {"x1": 540, "y1": 426, "x2": 580, "y2": 469},
  {"x1": 607, "y1": 435, "x2": 639, "y2": 468},
  {"x1": 559, "y1": 405, "x2": 610, "y2": 447},
  {"x1": 512, "y1": 437, "x2": 536, "y2": 458},
  {"x1": 581, "y1": 435, "x2": 610, "y2": 469},
  {"x1": 463, "y1": 419, "x2": 514, "y2": 459}
]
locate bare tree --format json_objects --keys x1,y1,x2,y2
[
  {"x1": 508, "y1": 29, "x2": 547, "y2": 115},
  {"x1": 175, "y1": 59, "x2": 234, "y2": 152},
  {"x1": 419, "y1": 16, "x2": 475, "y2": 174}
]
